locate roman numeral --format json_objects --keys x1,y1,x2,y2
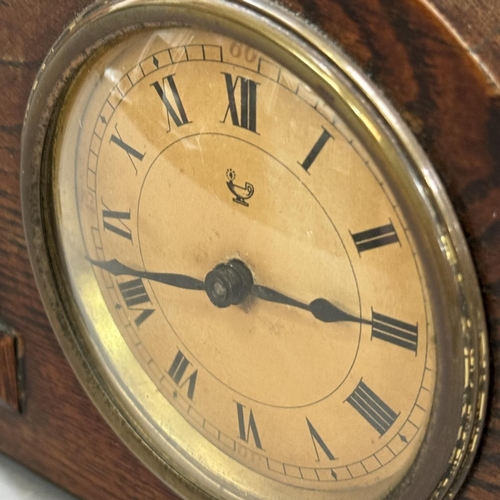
[
  {"x1": 371, "y1": 311, "x2": 418, "y2": 352},
  {"x1": 351, "y1": 222, "x2": 399, "y2": 253},
  {"x1": 167, "y1": 349, "x2": 198, "y2": 400},
  {"x1": 110, "y1": 126, "x2": 144, "y2": 174},
  {"x1": 152, "y1": 74, "x2": 190, "y2": 131},
  {"x1": 306, "y1": 418, "x2": 335, "y2": 461},
  {"x1": 102, "y1": 206, "x2": 132, "y2": 241},
  {"x1": 346, "y1": 380, "x2": 399, "y2": 435},
  {"x1": 236, "y1": 402, "x2": 263, "y2": 449},
  {"x1": 222, "y1": 73, "x2": 258, "y2": 133},
  {"x1": 118, "y1": 278, "x2": 155, "y2": 327},
  {"x1": 300, "y1": 128, "x2": 333, "y2": 172}
]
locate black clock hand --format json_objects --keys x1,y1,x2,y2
[
  {"x1": 88, "y1": 257, "x2": 367, "y2": 324},
  {"x1": 251, "y1": 285, "x2": 369, "y2": 324},
  {"x1": 87, "y1": 258, "x2": 206, "y2": 290}
]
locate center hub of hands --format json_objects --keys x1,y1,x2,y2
[{"x1": 205, "y1": 259, "x2": 253, "y2": 308}]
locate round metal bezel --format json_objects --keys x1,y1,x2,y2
[{"x1": 21, "y1": 1, "x2": 488, "y2": 499}]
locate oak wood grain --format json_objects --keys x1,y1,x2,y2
[
  {"x1": 423, "y1": 0, "x2": 500, "y2": 87},
  {"x1": 0, "y1": 333, "x2": 18, "y2": 411},
  {"x1": 1, "y1": 0, "x2": 500, "y2": 499}
]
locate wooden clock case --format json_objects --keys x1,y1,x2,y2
[{"x1": 1, "y1": 0, "x2": 499, "y2": 499}]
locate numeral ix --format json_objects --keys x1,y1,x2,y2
[{"x1": 118, "y1": 278, "x2": 155, "y2": 327}]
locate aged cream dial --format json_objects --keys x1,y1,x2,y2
[{"x1": 54, "y1": 27, "x2": 435, "y2": 497}]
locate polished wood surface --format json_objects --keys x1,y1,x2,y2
[
  {"x1": 0, "y1": 332, "x2": 19, "y2": 411},
  {"x1": 1, "y1": 0, "x2": 499, "y2": 499}
]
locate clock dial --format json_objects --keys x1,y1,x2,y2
[{"x1": 53, "y1": 28, "x2": 436, "y2": 498}]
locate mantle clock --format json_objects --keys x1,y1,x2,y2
[{"x1": 1, "y1": 1, "x2": 500, "y2": 499}]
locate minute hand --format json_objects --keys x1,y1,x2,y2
[
  {"x1": 89, "y1": 258, "x2": 368, "y2": 324},
  {"x1": 251, "y1": 285, "x2": 370, "y2": 324},
  {"x1": 87, "y1": 258, "x2": 206, "y2": 290}
]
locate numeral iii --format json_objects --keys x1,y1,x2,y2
[{"x1": 371, "y1": 311, "x2": 418, "y2": 352}]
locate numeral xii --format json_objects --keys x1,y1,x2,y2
[{"x1": 222, "y1": 73, "x2": 259, "y2": 133}]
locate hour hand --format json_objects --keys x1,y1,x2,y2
[
  {"x1": 251, "y1": 285, "x2": 369, "y2": 325},
  {"x1": 201, "y1": 259, "x2": 366, "y2": 324},
  {"x1": 89, "y1": 257, "x2": 367, "y2": 325},
  {"x1": 87, "y1": 258, "x2": 206, "y2": 290}
]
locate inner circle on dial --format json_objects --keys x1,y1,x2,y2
[{"x1": 137, "y1": 133, "x2": 361, "y2": 408}]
